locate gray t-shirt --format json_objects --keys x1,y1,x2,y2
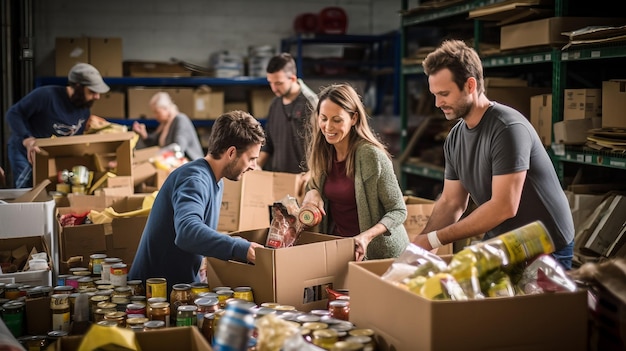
[{"x1": 444, "y1": 102, "x2": 574, "y2": 250}]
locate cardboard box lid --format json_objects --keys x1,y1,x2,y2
[{"x1": 35, "y1": 132, "x2": 135, "y2": 156}]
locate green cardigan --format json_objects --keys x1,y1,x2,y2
[{"x1": 313, "y1": 143, "x2": 410, "y2": 259}]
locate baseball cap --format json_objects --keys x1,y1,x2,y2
[{"x1": 68, "y1": 63, "x2": 110, "y2": 94}]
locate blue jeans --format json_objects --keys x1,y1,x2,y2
[
  {"x1": 551, "y1": 241, "x2": 574, "y2": 270},
  {"x1": 8, "y1": 137, "x2": 33, "y2": 188}
]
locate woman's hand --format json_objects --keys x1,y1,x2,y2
[
  {"x1": 353, "y1": 234, "x2": 369, "y2": 261},
  {"x1": 132, "y1": 121, "x2": 148, "y2": 139},
  {"x1": 301, "y1": 189, "x2": 325, "y2": 216}
]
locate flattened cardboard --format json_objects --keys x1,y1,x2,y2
[
  {"x1": 348, "y1": 259, "x2": 588, "y2": 351},
  {"x1": 206, "y1": 228, "x2": 354, "y2": 312}
]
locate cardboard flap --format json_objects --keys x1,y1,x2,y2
[{"x1": 9, "y1": 180, "x2": 52, "y2": 203}]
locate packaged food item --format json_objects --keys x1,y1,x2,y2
[{"x1": 265, "y1": 195, "x2": 304, "y2": 249}]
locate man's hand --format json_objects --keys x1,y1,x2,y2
[
  {"x1": 247, "y1": 242, "x2": 264, "y2": 263},
  {"x1": 22, "y1": 137, "x2": 41, "y2": 164}
]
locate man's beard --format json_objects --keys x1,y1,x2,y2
[
  {"x1": 223, "y1": 156, "x2": 243, "y2": 182},
  {"x1": 70, "y1": 87, "x2": 95, "y2": 108}
]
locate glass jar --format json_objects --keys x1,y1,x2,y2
[
  {"x1": 189, "y1": 282, "x2": 210, "y2": 301},
  {"x1": 215, "y1": 288, "x2": 234, "y2": 309},
  {"x1": 145, "y1": 278, "x2": 167, "y2": 299},
  {"x1": 89, "y1": 253, "x2": 107, "y2": 276},
  {"x1": 149, "y1": 302, "x2": 171, "y2": 327},
  {"x1": 176, "y1": 305, "x2": 198, "y2": 327},
  {"x1": 146, "y1": 297, "x2": 167, "y2": 319},
  {"x1": 328, "y1": 299, "x2": 350, "y2": 321},
  {"x1": 312, "y1": 329, "x2": 339, "y2": 350},
  {"x1": 4, "y1": 284, "x2": 21, "y2": 300},
  {"x1": 200, "y1": 312, "x2": 215, "y2": 345},
  {"x1": 194, "y1": 296, "x2": 219, "y2": 328},
  {"x1": 111, "y1": 286, "x2": 133, "y2": 305},
  {"x1": 233, "y1": 286, "x2": 254, "y2": 302},
  {"x1": 143, "y1": 320, "x2": 165, "y2": 331},
  {"x1": 170, "y1": 283, "x2": 192, "y2": 312},
  {"x1": 126, "y1": 317, "x2": 149, "y2": 329},
  {"x1": 126, "y1": 302, "x2": 146, "y2": 316},
  {"x1": 104, "y1": 311, "x2": 127, "y2": 327},
  {"x1": 126, "y1": 280, "x2": 145, "y2": 296}
]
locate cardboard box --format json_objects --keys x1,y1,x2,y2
[
  {"x1": 127, "y1": 87, "x2": 194, "y2": 119},
  {"x1": 348, "y1": 259, "x2": 588, "y2": 351},
  {"x1": 500, "y1": 17, "x2": 623, "y2": 50},
  {"x1": 56, "y1": 194, "x2": 149, "y2": 273},
  {"x1": 55, "y1": 37, "x2": 89, "y2": 76},
  {"x1": 206, "y1": 228, "x2": 354, "y2": 312},
  {"x1": 565, "y1": 190, "x2": 604, "y2": 233},
  {"x1": 486, "y1": 86, "x2": 551, "y2": 119},
  {"x1": 581, "y1": 194, "x2": 626, "y2": 258},
  {"x1": 124, "y1": 60, "x2": 192, "y2": 78},
  {"x1": 89, "y1": 37, "x2": 123, "y2": 77},
  {"x1": 91, "y1": 91, "x2": 126, "y2": 118},
  {"x1": 224, "y1": 101, "x2": 249, "y2": 113},
  {"x1": 0, "y1": 188, "x2": 58, "y2": 276},
  {"x1": 249, "y1": 89, "x2": 275, "y2": 119},
  {"x1": 48, "y1": 326, "x2": 212, "y2": 351},
  {"x1": 601, "y1": 80, "x2": 626, "y2": 128},
  {"x1": 218, "y1": 170, "x2": 303, "y2": 232},
  {"x1": 553, "y1": 118, "x2": 595, "y2": 144},
  {"x1": 564, "y1": 88, "x2": 602, "y2": 120},
  {"x1": 402, "y1": 196, "x2": 453, "y2": 256},
  {"x1": 33, "y1": 132, "x2": 135, "y2": 193},
  {"x1": 0, "y1": 236, "x2": 53, "y2": 286},
  {"x1": 530, "y1": 94, "x2": 553, "y2": 146},
  {"x1": 193, "y1": 86, "x2": 225, "y2": 119}
]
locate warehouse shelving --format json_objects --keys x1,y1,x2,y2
[
  {"x1": 398, "y1": 0, "x2": 626, "y2": 196},
  {"x1": 34, "y1": 76, "x2": 270, "y2": 128},
  {"x1": 281, "y1": 32, "x2": 401, "y2": 115}
]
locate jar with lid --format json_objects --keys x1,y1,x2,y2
[
  {"x1": 233, "y1": 286, "x2": 254, "y2": 302},
  {"x1": 111, "y1": 286, "x2": 132, "y2": 305},
  {"x1": 145, "y1": 278, "x2": 167, "y2": 299},
  {"x1": 77, "y1": 277, "x2": 95, "y2": 291},
  {"x1": 126, "y1": 302, "x2": 146, "y2": 316},
  {"x1": 344, "y1": 335, "x2": 375, "y2": 351},
  {"x1": 89, "y1": 295, "x2": 110, "y2": 321},
  {"x1": 194, "y1": 296, "x2": 219, "y2": 328},
  {"x1": 104, "y1": 311, "x2": 127, "y2": 327},
  {"x1": 215, "y1": 288, "x2": 234, "y2": 309},
  {"x1": 143, "y1": 320, "x2": 165, "y2": 331},
  {"x1": 89, "y1": 253, "x2": 107, "y2": 276},
  {"x1": 50, "y1": 294, "x2": 70, "y2": 333},
  {"x1": 70, "y1": 267, "x2": 89, "y2": 276},
  {"x1": 17, "y1": 335, "x2": 48, "y2": 351},
  {"x1": 312, "y1": 329, "x2": 339, "y2": 350},
  {"x1": 109, "y1": 263, "x2": 128, "y2": 287},
  {"x1": 176, "y1": 305, "x2": 197, "y2": 326},
  {"x1": 298, "y1": 203, "x2": 323, "y2": 227},
  {"x1": 101, "y1": 258, "x2": 122, "y2": 281},
  {"x1": 126, "y1": 317, "x2": 149, "y2": 330},
  {"x1": 328, "y1": 299, "x2": 350, "y2": 321},
  {"x1": 146, "y1": 297, "x2": 166, "y2": 319},
  {"x1": 2, "y1": 301, "x2": 25, "y2": 337},
  {"x1": 189, "y1": 282, "x2": 210, "y2": 301},
  {"x1": 170, "y1": 283, "x2": 192, "y2": 312},
  {"x1": 46, "y1": 330, "x2": 68, "y2": 345},
  {"x1": 126, "y1": 280, "x2": 145, "y2": 296},
  {"x1": 200, "y1": 312, "x2": 215, "y2": 345},
  {"x1": 4, "y1": 284, "x2": 21, "y2": 300},
  {"x1": 148, "y1": 301, "x2": 170, "y2": 327}
]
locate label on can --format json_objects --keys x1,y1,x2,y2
[
  {"x1": 298, "y1": 205, "x2": 322, "y2": 227},
  {"x1": 146, "y1": 278, "x2": 167, "y2": 299}
]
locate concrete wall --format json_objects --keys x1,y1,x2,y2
[{"x1": 33, "y1": 0, "x2": 401, "y2": 76}]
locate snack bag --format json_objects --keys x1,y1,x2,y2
[{"x1": 265, "y1": 195, "x2": 304, "y2": 249}]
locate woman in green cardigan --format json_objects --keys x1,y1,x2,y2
[{"x1": 302, "y1": 83, "x2": 409, "y2": 261}]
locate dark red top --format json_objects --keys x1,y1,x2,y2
[{"x1": 324, "y1": 157, "x2": 359, "y2": 237}]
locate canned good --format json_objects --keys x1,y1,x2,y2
[
  {"x1": 233, "y1": 286, "x2": 254, "y2": 302},
  {"x1": 328, "y1": 299, "x2": 350, "y2": 321},
  {"x1": 298, "y1": 204, "x2": 323, "y2": 227},
  {"x1": 312, "y1": 329, "x2": 339, "y2": 349},
  {"x1": 110, "y1": 263, "x2": 128, "y2": 287},
  {"x1": 18, "y1": 335, "x2": 48, "y2": 351},
  {"x1": 146, "y1": 278, "x2": 167, "y2": 299},
  {"x1": 56, "y1": 274, "x2": 72, "y2": 287},
  {"x1": 50, "y1": 294, "x2": 70, "y2": 333},
  {"x1": 2, "y1": 301, "x2": 25, "y2": 337},
  {"x1": 190, "y1": 282, "x2": 210, "y2": 301},
  {"x1": 213, "y1": 301, "x2": 255, "y2": 351},
  {"x1": 127, "y1": 280, "x2": 145, "y2": 296},
  {"x1": 101, "y1": 257, "x2": 122, "y2": 281},
  {"x1": 170, "y1": 283, "x2": 192, "y2": 312},
  {"x1": 194, "y1": 297, "x2": 219, "y2": 328},
  {"x1": 126, "y1": 317, "x2": 149, "y2": 329},
  {"x1": 4, "y1": 284, "x2": 21, "y2": 300},
  {"x1": 143, "y1": 320, "x2": 165, "y2": 330},
  {"x1": 149, "y1": 302, "x2": 171, "y2": 327},
  {"x1": 104, "y1": 311, "x2": 127, "y2": 327}
]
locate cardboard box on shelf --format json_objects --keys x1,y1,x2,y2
[
  {"x1": 127, "y1": 87, "x2": 194, "y2": 119},
  {"x1": 192, "y1": 85, "x2": 225, "y2": 119},
  {"x1": 218, "y1": 170, "x2": 304, "y2": 232},
  {"x1": 56, "y1": 194, "x2": 150, "y2": 273},
  {"x1": 530, "y1": 94, "x2": 553, "y2": 147},
  {"x1": 0, "y1": 235, "x2": 53, "y2": 286},
  {"x1": 206, "y1": 228, "x2": 354, "y2": 312},
  {"x1": 348, "y1": 259, "x2": 588, "y2": 351},
  {"x1": 33, "y1": 132, "x2": 135, "y2": 193},
  {"x1": 89, "y1": 37, "x2": 123, "y2": 77},
  {"x1": 91, "y1": 91, "x2": 126, "y2": 118},
  {"x1": 563, "y1": 88, "x2": 602, "y2": 120},
  {"x1": 48, "y1": 326, "x2": 212, "y2": 351},
  {"x1": 486, "y1": 86, "x2": 551, "y2": 119},
  {"x1": 602, "y1": 80, "x2": 626, "y2": 128},
  {"x1": 123, "y1": 60, "x2": 192, "y2": 78},
  {"x1": 553, "y1": 118, "x2": 597, "y2": 144},
  {"x1": 249, "y1": 88, "x2": 275, "y2": 118},
  {"x1": 55, "y1": 37, "x2": 89, "y2": 76},
  {"x1": 500, "y1": 17, "x2": 624, "y2": 51},
  {"x1": 0, "y1": 188, "x2": 58, "y2": 276}
]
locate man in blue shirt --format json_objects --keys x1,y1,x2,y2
[
  {"x1": 128, "y1": 110, "x2": 266, "y2": 297},
  {"x1": 5, "y1": 62, "x2": 109, "y2": 188}
]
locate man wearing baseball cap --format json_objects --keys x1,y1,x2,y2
[{"x1": 4, "y1": 62, "x2": 110, "y2": 188}]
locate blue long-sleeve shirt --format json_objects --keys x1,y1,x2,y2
[{"x1": 128, "y1": 158, "x2": 251, "y2": 295}]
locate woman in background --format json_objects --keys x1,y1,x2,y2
[
  {"x1": 133, "y1": 91, "x2": 205, "y2": 160},
  {"x1": 301, "y1": 83, "x2": 409, "y2": 261}
]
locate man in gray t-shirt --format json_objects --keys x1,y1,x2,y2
[{"x1": 411, "y1": 39, "x2": 574, "y2": 269}]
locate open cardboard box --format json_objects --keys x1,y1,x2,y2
[
  {"x1": 348, "y1": 259, "x2": 588, "y2": 351},
  {"x1": 403, "y1": 196, "x2": 453, "y2": 256},
  {"x1": 206, "y1": 228, "x2": 354, "y2": 312},
  {"x1": 0, "y1": 235, "x2": 53, "y2": 286},
  {"x1": 49, "y1": 326, "x2": 212, "y2": 351},
  {"x1": 56, "y1": 194, "x2": 150, "y2": 273},
  {"x1": 33, "y1": 132, "x2": 135, "y2": 193}
]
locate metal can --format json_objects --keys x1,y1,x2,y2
[
  {"x1": 50, "y1": 294, "x2": 70, "y2": 333},
  {"x1": 146, "y1": 278, "x2": 167, "y2": 299},
  {"x1": 312, "y1": 329, "x2": 339, "y2": 349},
  {"x1": 110, "y1": 263, "x2": 128, "y2": 287},
  {"x1": 190, "y1": 282, "x2": 210, "y2": 301},
  {"x1": 104, "y1": 311, "x2": 127, "y2": 327},
  {"x1": 127, "y1": 280, "x2": 145, "y2": 297},
  {"x1": 2, "y1": 301, "x2": 26, "y2": 337},
  {"x1": 101, "y1": 257, "x2": 122, "y2": 281},
  {"x1": 298, "y1": 204, "x2": 323, "y2": 227},
  {"x1": 143, "y1": 320, "x2": 165, "y2": 331},
  {"x1": 194, "y1": 296, "x2": 220, "y2": 328}
]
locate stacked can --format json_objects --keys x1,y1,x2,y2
[{"x1": 212, "y1": 300, "x2": 255, "y2": 351}]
